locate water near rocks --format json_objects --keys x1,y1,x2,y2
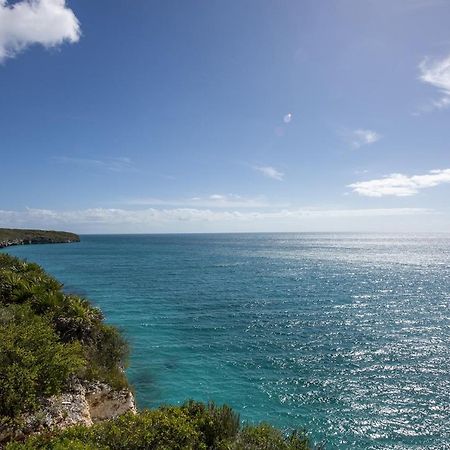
[{"x1": 4, "y1": 233, "x2": 450, "y2": 449}]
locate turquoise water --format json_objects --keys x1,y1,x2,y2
[{"x1": 3, "y1": 233, "x2": 450, "y2": 449}]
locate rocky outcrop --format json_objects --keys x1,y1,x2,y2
[
  {"x1": 1, "y1": 379, "x2": 136, "y2": 443},
  {"x1": 86, "y1": 381, "x2": 137, "y2": 423}
]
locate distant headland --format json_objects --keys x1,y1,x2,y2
[{"x1": 0, "y1": 228, "x2": 80, "y2": 249}]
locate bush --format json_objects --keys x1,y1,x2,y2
[
  {"x1": 0, "y1": 305, "x2": 84, "y2": 417},
  {"x1": 82, "y1": 323, "x2": 130, "y2": 389},
  {"x1": 6, "y1": 405, "x2": 315, "y2": 450},
  {"x1": 0, "y1": 254, "x2": 130, "y2": 400},
  {"x1": 8, "y1": 409, "x2": 206, "y2": 450},
  {"x1": 228, "y1": 424, "x2": 312, "y2": 450},
  {"x1": 51, "y1": 294, "x2": 104, "y2": 344},
  {"x1": 6, "y1": 437, "x2": 106, "y2": 450},
  {"x1": 181, "y1": 400, "x2": 240, "y2": 447}
]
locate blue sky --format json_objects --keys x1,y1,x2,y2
[{"x1": 1, "y1": 0, "x2": 450, "y2": 233}]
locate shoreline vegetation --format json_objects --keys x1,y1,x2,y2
[
  {"x1": 0, "y1": 230, "x2": 316, "y2": 449},
  {"x1": 0, "y1": 228, "x2": 80, "y2": 249}
]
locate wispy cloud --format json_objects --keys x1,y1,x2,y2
[
  {"x1": 254, "y1": 166, "x2": 284, "y2": 181},
  {"x1": 348, "y1": 168, "x2": 450, "y2": 197},
  {"x1": 53, "y1": 156, "x2": 136, "y2": 172},
  {"x1": 0, "y1": 0, "x2": 80, "y2": 62},
  {"x1": 124, "y1": 194, "x2": 280, "y2": 209},
  {"x1": 418, "y1": 53, "x2": 450, "y2": 112},
  {"x1": 345, "y1": 129, "x2": 381, "y2": 149},
  {"x1": 0, "y1": 206, "x2": 430, "y2": 230}
]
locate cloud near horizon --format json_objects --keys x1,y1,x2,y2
[
  {"x1": 0, "y1": 206, "x2": 431, "y2": 233},
  {"x1": 348, "y1": 168, "x2": 450, "y2": 197},
  {"x1": 419, "y1": 53, "x2": 450, "y2": 111},
  {"x1": 0, "y1": 0, "x2": 80, "y2": 62},
  {"x1": 254, "y1": 166, "x2": 284, "y2": 181}
]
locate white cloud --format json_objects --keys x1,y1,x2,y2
[
  {"x1": 0, "y1": 0, "x2": 80, "y2": 62},
  {"x1": 2, "y1": 206, "x2": 442, "y2": 233},
  {"x1": 348, "y1": 168, "x2": 450, "y2": 197},
  {"x1": 419, "y1": 54, "x2": 450, "y2": 111},
  {"x1": 348, "y1": 129, "x2": 381, "y2": 149},
  {"x1": 0, "y1": 206, "x2": 430, "y2": 230},
  {"x1": 124, "y1": 194, "x2": 279, "y2": 208},
  {"x1": 254, "y1": 166, "x2": 284, "y2": 181},
  {"x1": 53, "y1": 156, "x2": 136, "y2": 172}
]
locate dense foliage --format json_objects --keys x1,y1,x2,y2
[
  {"x1": 0, "y1": 305, "x2": 84, "y2": 417},
  {"x1": 0, "y1": 253, "x2": 129, "y2": 419},
  {"x1": 6, "y1": 402, "x2": 314, "y2": 450}
]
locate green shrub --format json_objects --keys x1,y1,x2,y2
[
  {"x1": 181, "y1": 400, "x2": 240, "y2": 447},
  {"x1": 0, "y1": 305, "x2": 84, "y2": 417},
  {"x1": 0, "y1": 254, "x2": 130, "y2": 400},
  {"x1": 0, "y1": 257, "x2": 62, "y2": 309},
  {"x1": 52, "y1": 294, "x2": 104, "y2": 344},
  {"x1": 9, "y1": 409, "x2": 207, "y2": 450},
  {"x1": 6, "y1": 406, "x2": 315, "y2": 450},
  {"x1": 6, "y1": 437, "x2": 106, "y2": 450},
  {"x1": 228, "y1": 424, "x2": 312, "y2": 450},
  {"x1": 82, "y1": 323, "x2": 130, "y2": 389}
]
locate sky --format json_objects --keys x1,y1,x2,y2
[{"x1": 1, "y1": 0, "x2": 450, "y2": 233}]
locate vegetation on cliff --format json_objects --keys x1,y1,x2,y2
[
  {"x1": 0, "y1": 229, "x2": 80, "y2": 248},
  {"x1": 0, "y1": 253, "x2": 315, "y2": 449},
  {"x1": 0, "y1": 253, "x2": 129, "y2": 420},
  {"x1": 7, "y1": 403, "x2": 313, "y2": 450}
]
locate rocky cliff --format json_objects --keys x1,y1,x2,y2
[{"x1": 1, "y1": 378, "x2": 136, "y2": 443}]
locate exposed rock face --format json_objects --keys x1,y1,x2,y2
[
  {"x1": 86, "y1": 382, "x2": 136, "y2": 423},
  {"x1": 6, "y1": 379, "x2": 136, "y2": 441}
]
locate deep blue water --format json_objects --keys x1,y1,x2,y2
[{"x1": 3, "y1": 233, "x2": 450, "y2": 449}]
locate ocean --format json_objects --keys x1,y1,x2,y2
[{"x1": 3, "y1": 233, "x2": 449, "y2": 449}]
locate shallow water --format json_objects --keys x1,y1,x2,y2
[{"x1": 4, "y1": 233, "x2": 450, "y2": 449}]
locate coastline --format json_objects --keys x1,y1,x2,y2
[
  {"x1": 0, "y1": 228, "x2": 80, "y2": 249},
  {"x1": 0, "y1": 237, "x2": 315, "y2": 449}
]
